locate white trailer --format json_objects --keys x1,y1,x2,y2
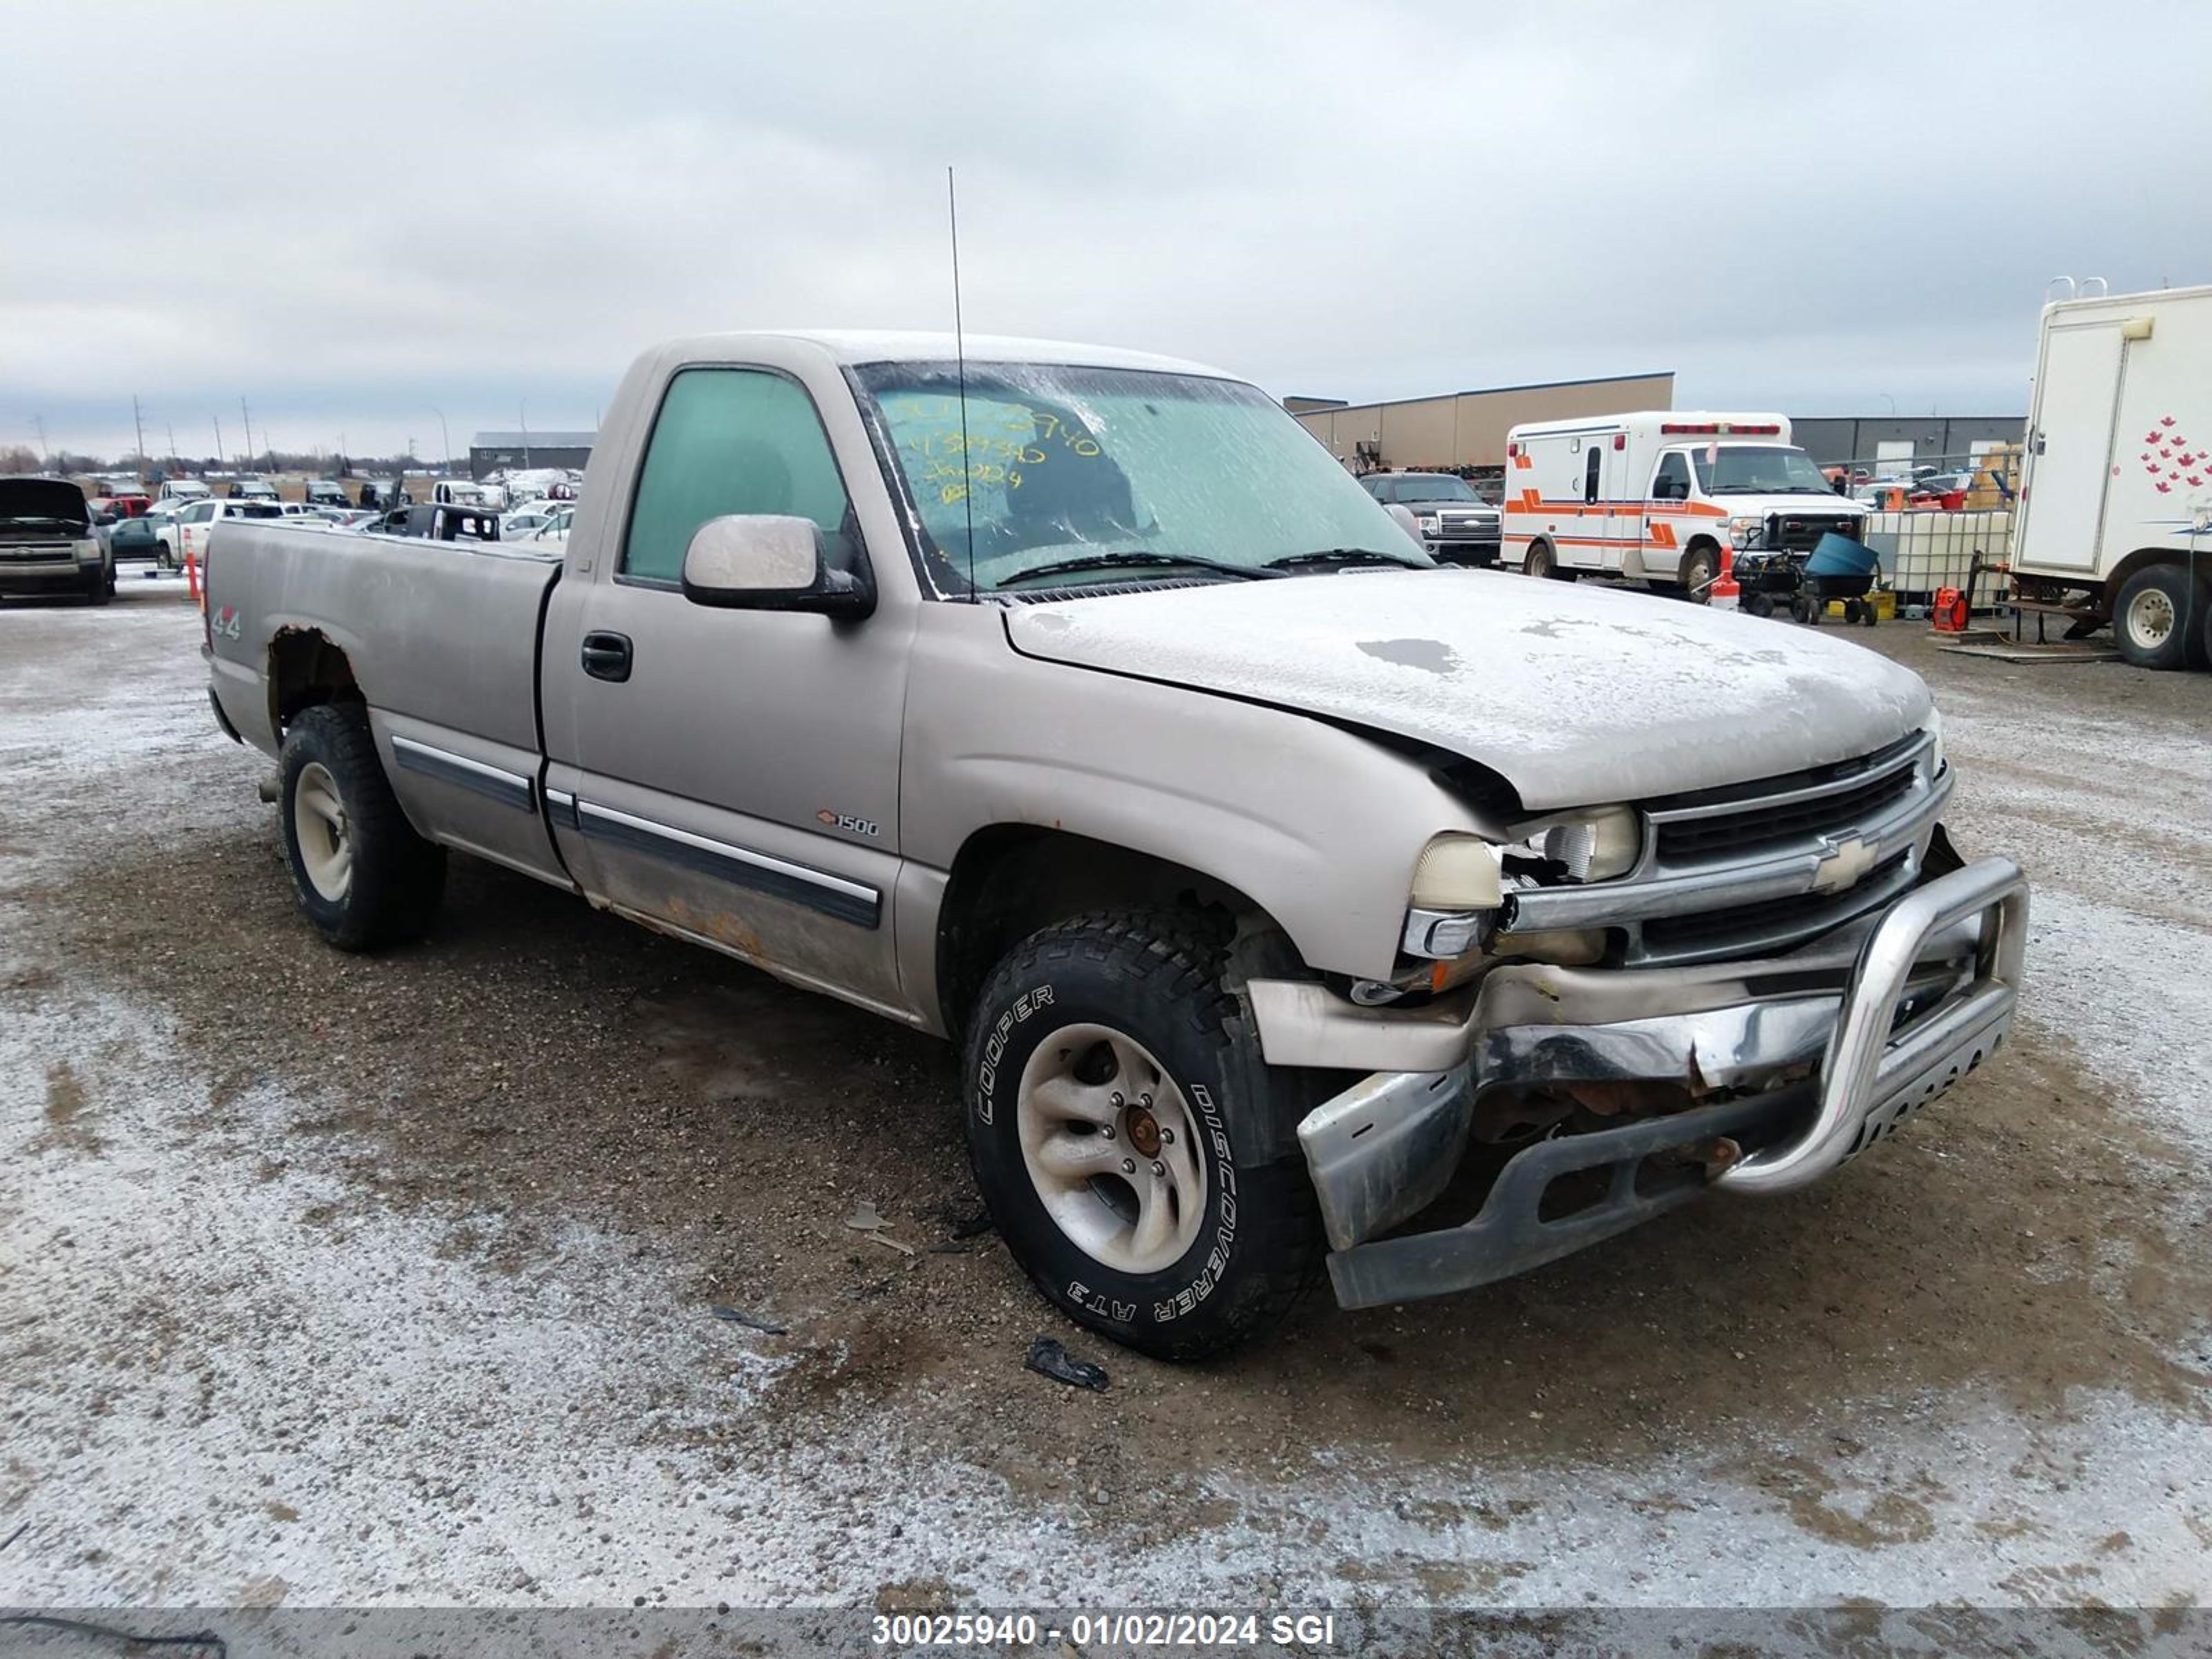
[
  {"x1": 2012, "y1": 283, "x2": 2212, "y2": 669},
  {"x1": 1501, "y1": 411, "x2": 1868, "y2": 598}
]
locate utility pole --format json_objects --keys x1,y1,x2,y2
[
  {"x1": 240, "y1": 398, "x2": 255, "y2": 470},
  {"x1": 212, "y1": 415, "x2": 225, "y2": 467},
  {"x1": 519, "y1": 402, "x2": 532, "y2": 469},
  {"x1": 132, "y1": 395, "x2": 147, "y2": 469},
  {"x1": 424, "y1": 406, "x2": 451, "y2": 475},
  {"x1": 165, "y1": 422, "x2": 178, "y2": 468},
  {"x1": 31, "y1": 415, "x2": 50, "y2": 469}
]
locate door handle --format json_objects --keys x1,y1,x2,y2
[{"x1": 580, "y1": 630, "x2": 632, "y2": 682}]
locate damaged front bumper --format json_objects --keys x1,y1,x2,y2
[{"x1": 1253, "y1": 855, "x2": 2029, "y2": 1309}]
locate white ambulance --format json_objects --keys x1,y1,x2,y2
[
  {"x1": 2011, "y1": 283, "x2": 2212, "y2": 670},
  {"x1": 1501, "y1": 412, "x2": 1868, "y2": 597}
]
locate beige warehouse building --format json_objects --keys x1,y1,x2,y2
[{"x1": 1290, "y1": 370, "x2": 1676, "y2": 472}]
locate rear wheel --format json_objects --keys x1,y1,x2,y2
[
  {"x1": 1524, "y1": 539, "x2": 1572, "y2": 581},
  {"x1": 1743, "y1": 591, "x2": 1777, "y2": 619},
  {"x1": 964, "y1": 911, "x2": 1328, "y2": 1361},
  {"x1": 279, "y1": 704, "x2": 446, "y2": 950},
  {"x1": 83, "y1": 563, "x2": 113, "y2": 606},
  {"x1": 2113, "y1": 564, "x2": 2204, "y2": 671}
]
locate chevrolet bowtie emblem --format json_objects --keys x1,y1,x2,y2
[{"x1": 1812, "y1": 835, "x2": 1877, "y2": 893}]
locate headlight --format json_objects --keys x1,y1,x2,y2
[
  {"x1": 1510, "y1": 804, "x2": 1642, "y2": 882},
  {"x1": 1416, "y1": 514, "x2": 1441, "y2": 534},
  {"x1": 1727, "y1": 514, "x2": 1765, "y2": 549},
  {"x1": 1409, "y1": 834, "x2": 1502, "y2": 910},
  {"x1": 1919, "y1": 708, "x2": 1945, "y2": 778}
]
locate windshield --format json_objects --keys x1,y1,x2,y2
[
  {"x1": 1393, "y1": 475, "x2": 1479, "y2": 503},
  {"x1": 1690, "y1": 444, "x2": 1835, "y2": 495},
  {"x1": 852, "y1": 361, "x2": 1430, "y2": 592}
]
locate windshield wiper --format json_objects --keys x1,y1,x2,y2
[
  {"x1": 995, "y1": 550, "x2": 1284, "y2": 586},
  {"x1": 1262, "y1": 547, "x2": 1430, "y2": 572}
]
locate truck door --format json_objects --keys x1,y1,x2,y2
[
  {"x1": 541, "y1": 366, "x2": 912, "y2": 1014},
  {"x1": 1644, "y1": 450, "x2": 1695, "y2": 579},
  {"x1": 2016, "y1": 319, "x2": 2129, "y2": 574}
]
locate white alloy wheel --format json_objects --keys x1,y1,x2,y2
[
  {"x1": 292, "y1": 760, "x2": 353, "y2": 901},
  {"x1": 1015, "y1": 1022, "x2": 1207, "y2": 1275}
]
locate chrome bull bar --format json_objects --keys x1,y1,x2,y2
[
  {"x1": 1716, "y1": 854, "x2": 2027, "y2": 1193},
  {"x1": 1295, "y1": 856, "x2": 2029, "y2": 1306}
]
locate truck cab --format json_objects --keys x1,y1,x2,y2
[{"x1": 1503, "y1": 412, "x2": 1869, "y2": 597}]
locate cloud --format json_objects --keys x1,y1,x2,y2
[{"x1": 6, "y1": 0, "x2": 2208, "y2": 456}]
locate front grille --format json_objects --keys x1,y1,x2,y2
[
  {"x1": 1765, "y1": 513, "x2": 1860, "y2": 552},
  {"x1": 1657, "y1": 762, "x2": 1918, "y2": 865},
  {"x1": 1638, "y1": 851, "x2": 1913, "y2": 964},
  {"x1": 0, "y1": 543, "x2": 75, "y2": 562},
  {"x1": 1649, "y1": 735, "x2": 1924, "y2": 867}
]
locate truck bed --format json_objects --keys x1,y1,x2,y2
[{"x1": 206, "y1": 521, "x2": 570, "y2": 885}]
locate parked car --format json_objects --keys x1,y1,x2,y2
[
  {"x1": 1363, "y1": 472, "x2": 1502, "y2": 565},
  {"x1": 526, "y1": 504, "x2": 576, "y2": 545},
  {"x1": 160, "y1": 496, "x2": 284, "y2": 569},
  {"x1": 0, "y1": 476, "x2": 113, "y2": 603},
  {"x1": 305, "y1": 480, "x2": 354, "y2": 507},
  {"x1": 157, "y1": 480, "x2": 212, "y2": 506},
  {"x1": 205, "y1": 329, "x2": 2029, "y2": 1361},
  {"x1": 228, "y1": 477, "x2": 281, "y2": 502},
  {"x1": 500, "y1": 507, "x2": 561, "y2": 539},
  {"x1": 109, "y1": 510, "x2": 169, "y2": 563}
]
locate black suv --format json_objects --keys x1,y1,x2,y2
[{"x1": 1362, "y1": 472, "x2": 1501, "y2": 565}]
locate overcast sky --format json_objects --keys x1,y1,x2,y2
[{"x1": 7, "y1": 1, "x2": 2209, "y2": 462}]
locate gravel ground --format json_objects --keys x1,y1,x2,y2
[{"x1": 1, "y1": 575, "x2": 2208, "y2": 1615}]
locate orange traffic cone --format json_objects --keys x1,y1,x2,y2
[
  {"x1": 1709, "y1": 546, "x2": 1741, "y2": 610},
  {"x1": 185, "y1": 550, "x2": 200, "y2": 605}
]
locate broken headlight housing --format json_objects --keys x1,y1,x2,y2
[
  {"x1": 1501, "y1": 803, "x2": 1642, "y2": 883},
  {"x1": 1396, "y1": 807, "x2": 1640, "y2": 967}
]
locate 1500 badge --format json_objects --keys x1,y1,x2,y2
[{"x1": 816, "y1": 809, "x2": 879, "y2": 838}]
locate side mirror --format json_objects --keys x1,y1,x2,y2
[
  {"x1": 1382, "y1": 503, "x2": 1425, "y2": 549},
  {"x1": 680, "y1": 515, "x2": 874, "y2": 619}
]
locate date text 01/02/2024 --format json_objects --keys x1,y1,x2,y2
[{"x1": 869, "y1": 1611, "x2": 1340, "y2": 1649}]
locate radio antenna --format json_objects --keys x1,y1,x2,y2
[{"x1": 948, "y1": 165, "x2": 978, "y2": 602}]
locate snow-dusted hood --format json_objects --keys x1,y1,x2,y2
[{"x1": 1003, "y1": 569, "x2": 1933, "y2": 810}]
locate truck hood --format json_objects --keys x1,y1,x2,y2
[
  {"x1": 1703, "y1": 494, "x2": 1866, "y2": 518},
  {"x1": 1004, "y1": 569, "x2": 1933, "y2": 809},
  {"x1": 0, "y1": 478, "x2": 91, "y2": 532}
]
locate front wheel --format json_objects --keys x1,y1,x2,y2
[
  {"x1": 279, "y1": 704, "x2": 447, "y2": 950},
  {"x1": 964, "y1": 912, "x2": 1328, "y2": 1361},
  {"x1": 1680, "y1": 543, "x2": 1718, "y2": 605}
]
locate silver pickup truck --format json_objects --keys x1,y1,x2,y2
[{"x1": 204, "y1": 331, "x2": 2029, "y2": 1360}]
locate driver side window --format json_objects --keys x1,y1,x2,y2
[
  {"x1": 1652, "y1": 453, "x2": 1691, "y2": 502},
  {"x1": 621, "y1": 368, "x2": 852, "y2": 585}
]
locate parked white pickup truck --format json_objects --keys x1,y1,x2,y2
[{"x1": 203, "y1": 332, "x2": 2029, "y2": 1358}]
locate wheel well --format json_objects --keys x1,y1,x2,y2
[
  {"x1": 268, "y1": 628, "x2": 362, "y2": 735},
  {"x1": 2108, "y1": 547, "x2": 2212, "y2": 612},
  {"x1": 933, "y1": 826, "x2": 1297, "y2": 1038}
]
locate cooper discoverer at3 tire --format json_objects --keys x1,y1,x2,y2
[{"x1": 963, "y1": 911, "x2": 1328, "y2": 1362}]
